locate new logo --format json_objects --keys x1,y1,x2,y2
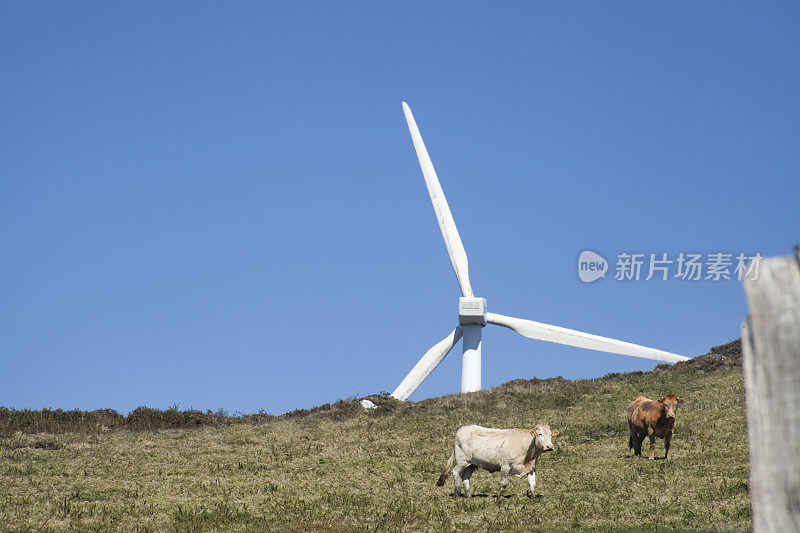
[{"x1": 578, "y1": 250, "x2": 608, "y2": 283}]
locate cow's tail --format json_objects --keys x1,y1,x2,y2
[
  {"x1": 436, "y1": 452, "x2": 454, "y2": 486},
  {"x1": 628, "y1": 432, "x2": 634, "y2": 451}
]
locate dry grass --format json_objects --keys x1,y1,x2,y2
[{"x1": 0, "y1": 341, "x2": 749, "y2": 531}]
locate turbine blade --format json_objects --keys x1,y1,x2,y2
[
  {"x1": 486, "y1": 312, "x2": 689, "y2": 363},
  {"x1": 391, "y1": 326, "x2": 464, "y2": 401},
  {"x1": 402, "y1": 102, "x2": 473, "y2": 297}
]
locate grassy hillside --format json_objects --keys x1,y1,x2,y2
[{"x1": 0, "y1": 340, "x2": 749, "y2": 531}]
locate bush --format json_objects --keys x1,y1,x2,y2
[{"x1": 0, "y1": 406, "x2": 276, "y2": 437}]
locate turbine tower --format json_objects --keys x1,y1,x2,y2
[{"x1": 392, "y1": 102, "x2": 689, "y2": 401}]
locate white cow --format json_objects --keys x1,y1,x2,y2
[{"x1": 437, "y1": 423, "x2": 558, "y2": 498}]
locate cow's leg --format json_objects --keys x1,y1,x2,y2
[
  {"x1": 647, "y1": 426, "x2": 657, "y2": 460},
  {"x1": 527, "y1": 468, "x2": 536, "y2": 498},
  {"x1": 526, "y1": 457, "x2": 540, "y2": 498},
  {"x1": 499, "y1": 463, "x2": 511, "y2": 497},
  {"x1": 664, "y1": 433, "x2": 672, "y2": 459},
  {"x1": 636, "y1": 432, "x2": 646, "y2": 456},
  {"x1": 461, "y1": 465, "x2": 476, "y2": 498},
  {"x1": 452, "y1": 462, "x2": 466, "y2": 496}
]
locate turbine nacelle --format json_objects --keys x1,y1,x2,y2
[{"x1": 459, "y1": 297, "x2": 487, "y2": 326}]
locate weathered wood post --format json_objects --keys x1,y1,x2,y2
[{"x1": 741, "y1": 247, "x2": 800, "y2": 532}]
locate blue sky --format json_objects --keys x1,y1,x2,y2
[{"x1": 2, "y1": 3, "x2": 798, "y2": 415}]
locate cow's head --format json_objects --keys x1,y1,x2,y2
[
  {"x1": 533, "y1": 423, "x2": 558, "y2": 452},
  {"x1": 657, "y1": 394, "x2": 685, "y2": 420}
]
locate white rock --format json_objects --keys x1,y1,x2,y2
[{"x1": 360, "y1": 399, "x2": 377, "y2": 410}]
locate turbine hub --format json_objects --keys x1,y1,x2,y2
[{"x1": 459, "y1": 297, "x2": 487, "y2": 326}]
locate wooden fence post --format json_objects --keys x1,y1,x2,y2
[{"x1": 741, "y1": 247, "x2": 800, "y2": 532}]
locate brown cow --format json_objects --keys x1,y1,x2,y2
[{"x1": 627, "y1": 395, "x2": 684, "y2": 459}]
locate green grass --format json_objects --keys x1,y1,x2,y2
[{"x1": 0, "y1": 341, "x2": 749, "y2": 531}]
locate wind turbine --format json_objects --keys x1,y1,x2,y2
[{"x1": 391, "y1": 102, "x2": 689, "y2": 401}]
